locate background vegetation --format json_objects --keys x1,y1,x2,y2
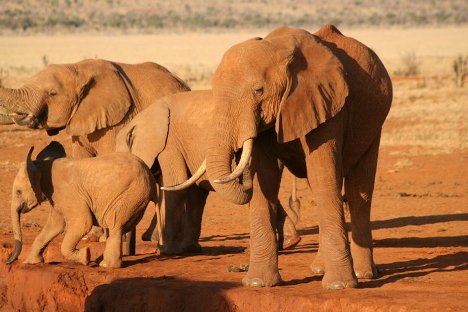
[{"x1": 1, "y1": 0, "x2": 467, "y2": 34}]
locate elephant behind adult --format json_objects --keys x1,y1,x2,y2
[
  {"x1": 116, "y1": 90, "x2": 297, "y2": 254},
  {"x1": 199, "y1": 25, "x2": 392, "y2": 289},
  {"x1": 0, "y1": 58, "x2": 190, "y2": 157}
]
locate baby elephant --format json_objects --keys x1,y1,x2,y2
[{"x1": 7, "y1": 144, "x2": 156, "y2": 268}]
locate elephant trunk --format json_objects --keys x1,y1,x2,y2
[
  {"x1": 0, "y1": 87, "x2": 39, "y2": 127},
  {"x1": 7, "y1": 205, "x2": 23, "y2": 264},
  {"x1": 0, "y1": 112, "x2": 15, "y2": 125},
  {"x1": 205, "y1": 111, "x2": 254, "y2": 205}
]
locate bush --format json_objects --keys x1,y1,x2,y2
[
  {"x1": 395, "y1": 51, "x2": 421, "y2": 76},
  {"x1": 452, "y1": 54, "x2": 468, "y2": 87}
]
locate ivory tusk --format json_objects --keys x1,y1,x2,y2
[
  {"x1": 161, "y1": 159, "x2": 206, "y2": 191},
  {"x1": 213, "y1": 138, "x2": 253, "y2": 184}
]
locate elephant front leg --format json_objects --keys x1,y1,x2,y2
[
  {"x1": 306, "y1": 131, "x2": 357, "y2": 289},
  {"x1": 24, "y1": 207, "x2": 65, "y2": 264},
  {"x1": 242, "y1": 149, "x2": 282, "y2": 287}
]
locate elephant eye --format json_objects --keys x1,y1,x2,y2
[
  {"x1": 254, "y1": 87, "x2": 264, "y2": 96},
  {"x1": 15, "y1": 189, "x2": 22, "y2": 196},
  {"x1": 48, "y1": 90, "x2": 57, "y2": 96}
]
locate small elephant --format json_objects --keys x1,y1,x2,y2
[{"x1": 7, "y1": 143, "x2": 156, "y2": 268}]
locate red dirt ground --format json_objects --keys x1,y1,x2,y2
[{"x1": 0, "y1": 124, "x2": 467, "y2": 311}]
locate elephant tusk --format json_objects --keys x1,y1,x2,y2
[
  {"x1": 161, "y1": 159, "x2": 207, "y2": 191},
  {"x1": 6, "y1": 240, "x2": 22, "y2": 264},
  {"x1": 214, "y1": 138, "x2": 253, "y2": 184}
]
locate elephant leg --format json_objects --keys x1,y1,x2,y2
[
  {"x1": 61, "y1": 209, "x2": 92, "y2": 265},
  {"x1": 101, "y1": 227, "x2": 123, "y2": 268},
  {"x1": 242, "y1": 143, "x2": 282, "y2": 287},
  {"x1": 141, "y1": 203, "x2": 159, "y2": 242},
  {"x1": 181, "y1": 186, "x2": 208, "y2": 253},
  {"x1": 277, "y1": 201, "x2": 300, "y2": 250},
  {"x1": 310, "y1": 229, "x2": 325, "y2": 275},
  {"x1": 305, "y1": 116, "x2": 357, "y2": 290},
  {"x1": 24, "y1": 207, "x2": 65, "y2": 264},
  {"x1": 159, "y1": 188, "x2": 187, "y2": 255},
  {"x1": 276, "y1": 201, "x2": 287, "y2": 249},
  {"x1": 345, "y1": 134, "x2": 381, "y2": 279}
]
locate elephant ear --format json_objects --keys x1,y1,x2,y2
[
  {"x1": 25, "y1": 147, "x2": 43, "y2": 202},
  {"x1": 36, "y1": 141, "x2": 66, "y2": 160},
  {"x1": 115, "y1": 99, "x2": 170, "y2": 167},
  {"x1": 66, "y1": 61, "x2": 132, "y2": 136},
  {"x1": 273, "y1": 30, "x2": 349, "y2": 143}
]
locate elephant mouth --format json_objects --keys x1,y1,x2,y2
[{"x1": 8, "y1": 112, "x2": 39, "y2": 128}]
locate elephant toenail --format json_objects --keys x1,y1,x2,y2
[
  {"x1": 311, "y1": 266, "x2": 325, "y2": 275},
  {"x1": 250, "y1": 278, "x2": 264, "y2": 287},
  {"x1": 364, "y1": 272, "x2": 373, "y2": 278},
  {"x1": 328, "y1": 281, "x2": 346, "y2": 290}
]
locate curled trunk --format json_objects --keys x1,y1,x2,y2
[
  {"x1": 206, "y1": 136, "x2": 253, "y2": 205},
  {"x1": 0, "y1": 114, "x2": 14, "y2": 125},
  {"x1": 0, "y1": 87, "x2": 38, "y2": 127},
  {"x1": 7, "y1": 208, "x2": 22, "y2": 264}
]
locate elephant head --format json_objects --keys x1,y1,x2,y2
[
  {"x1": 0, "y1": 59, "x2": 132, "y2": 136},
  {"x1": 7, "y1": 142, "x2": 66, "y2": 264},
  {"x1": 8, "y1": 147, "x2": 44, "y2": 264},
  {"x1": 206, "y1": 26, "x2": 349, "y2": 203}
]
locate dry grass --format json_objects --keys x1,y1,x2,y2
[
  {"x1": 381, "y1": 78, "x2": 468, "y2": 155},
  {"x1": 1, "y1": 0, "x2": 466, "y2": 34},
  {"x1": 0, "y1": 27, "x2": 466, "y2": 155}
]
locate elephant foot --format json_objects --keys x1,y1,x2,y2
[
  {"x1": 321, "y1": 269, "x2": 358, "y2": 290},
  {"x1": 310, "y1": 252, "x2": 325, "y2": 275},
  {"x1": 310, "y1": 264, "x2": 325, "y2": 275},
  {"x1": 355, "y1": 264, "x2": 379, "y2": 279},
  {"x1": 76, "y1": 247, "x2": 90, "y2": 266},
  {"x1": 182, "y1": 242, "x2": 202, "y2": 254},
  {"x1": 23, "y1": 253, "x2": 44, "y2": 265},
  {"x1": 99, "y1": 258, "x2": 122, "y2": 268},
  {"x1": 351, "y1": 245, "x2": 378, "y2": 279},
  {"x1": 159, "y1": 244, "x2": 184, "y2": 255},
  {"x1": 241, "y1": 266, "x2": 282, "y2": 287},
  {"x1": 279, "y1": 235, "x2": 301, "y2": 250}
]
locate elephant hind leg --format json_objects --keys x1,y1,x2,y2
[
  {"x1": 61, "y1": 209, "x2": 93, "y2": 265},
  {"x1": 181, "y1": 186, "x2": 209, "y2": 254},
  {"x1": 101, "y1": 227, "x2": 123, "y2": 268},
  {"x1": 345, "y1": 133, "x2": 381, "y2": 279}
]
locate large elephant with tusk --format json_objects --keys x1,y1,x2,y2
[
  {"x1": 197, "y1": 24, "x2": 392, "y2": 289},
  {"x1": 116, "y1": 90, "x2": 300, "y2": 254}
]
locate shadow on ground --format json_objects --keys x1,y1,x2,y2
[{"x1": 84, "y1": 276, "x2": 239, "y2": 312}]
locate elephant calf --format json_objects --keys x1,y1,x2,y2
[{"x1": 7, "y1": 143, "x2": 156, "y2": 268}]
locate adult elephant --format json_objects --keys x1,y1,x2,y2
[
  {"x1": 115, "y1": 90, "x2": 299, "y2": 254},
  {"x1": 0, "y1": 58, "x2": 190, "y2": 249},
  {"x1": 0, "y1": 59, "x2": 190, "y2": 157},
  {"x1": 198, "y1": 25, "x2": 392, "y2": 289}
]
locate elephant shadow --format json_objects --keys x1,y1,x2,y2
[
  {"x1": 360, "y1": 251, "x2": 468, "y2": 288},
  {"x1": 84, "y1": 276, "x2": 239, "y2": 312}
]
